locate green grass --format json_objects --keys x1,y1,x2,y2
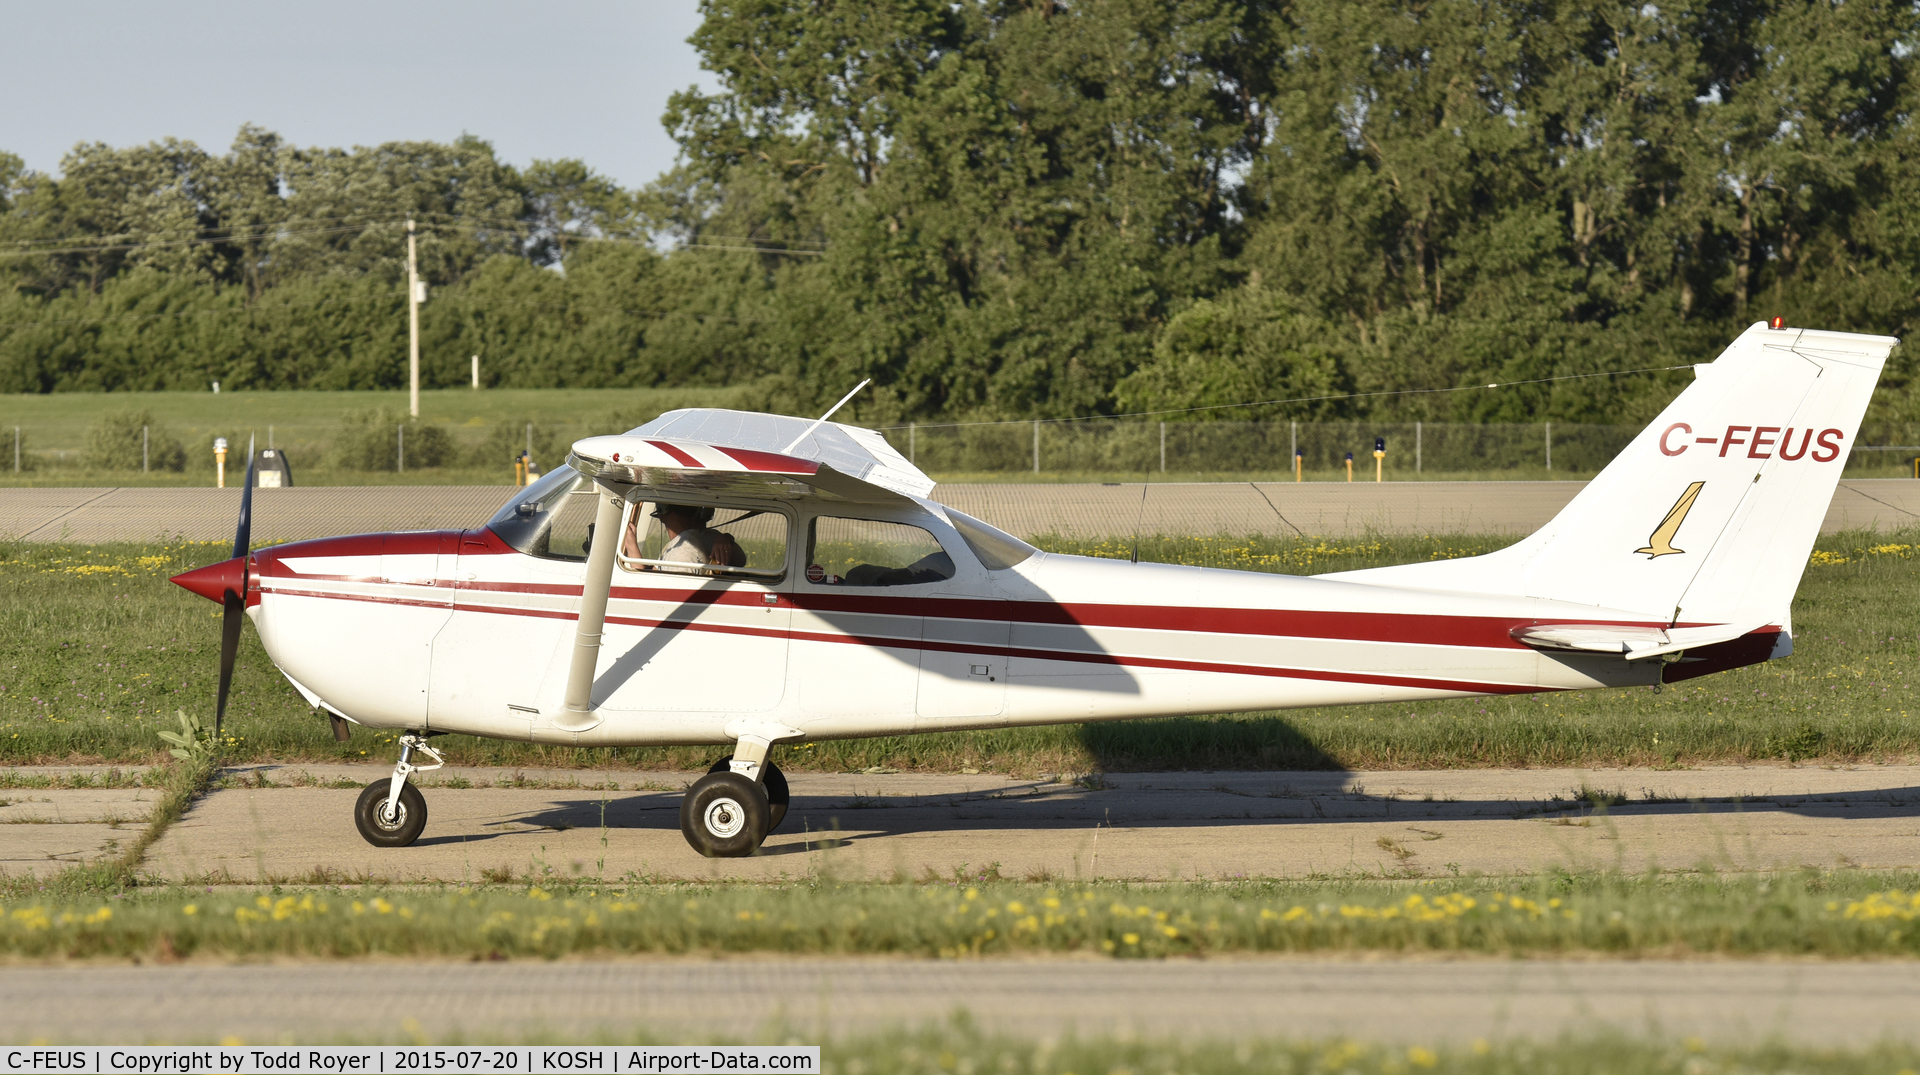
[
  {"x1": 4, "y1": 872, "x2": 1920, "y2": 960},
  {"x1": 822, "y1": 1033, "x2": 1920, "y2": 1075},
  {"x1": 0, "y1": 530, "x2": 1915, "y2": 771},
  {"x1": 0, "y1": 386, "x2": 748, "y2": 487},
  {"x1": 7, "y1": 387, "x2": 1918, "y2": 487}
]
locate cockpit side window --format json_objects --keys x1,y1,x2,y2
[
  {"x1": 486, "y1": 467, "x2": 602, "y2": 561},
  {"x1": 806, "y1": 517, "x2": 956, "y2": 587},
  {"x1": 618, "y1": 501, "x2": 790, "y2": 579}
]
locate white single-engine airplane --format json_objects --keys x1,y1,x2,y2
[{"x1": 172, "y1": 322, "x2": 1894, "y2": 856}]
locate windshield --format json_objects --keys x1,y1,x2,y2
[{"x1": 486, "y1": 466, "x2": 600, "y2": 560}]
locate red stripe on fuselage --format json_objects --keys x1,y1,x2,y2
[
  {"x1": 260, "y1": 568, "x2": 1687, "y2": 653},
  {"x1": 256, "y1": 581, "x2": 1554, "y2": 696}
]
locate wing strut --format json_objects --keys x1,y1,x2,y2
[{"x1": 556, "y1": 485, "x2": 626, "y2": 732}]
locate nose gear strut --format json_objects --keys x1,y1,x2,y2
[{"x1": 354, "y1": 730, "x2": 443, "y2": 848}]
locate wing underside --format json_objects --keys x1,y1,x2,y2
[{"x1": 566, "y1": 434, "x2": 915, "y2": 505}]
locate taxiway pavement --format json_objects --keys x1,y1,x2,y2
[
  {"x1": 3, "y1": 958, "x2": 1919, "y2": 1045},
  {"x1": 132, "y1": 763, "x2": 1920, "y2": 883},
  {"x1": 0, "y1": 783, "x2": 157, "y2": 871}
]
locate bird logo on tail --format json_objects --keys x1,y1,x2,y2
[{"x1": 1637, "y1": 481, "x2": 1705, "y2": 558}]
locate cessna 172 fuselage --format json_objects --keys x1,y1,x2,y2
[{"x1": 172, "y1": 322, "x2": 1896, "y2": 855}]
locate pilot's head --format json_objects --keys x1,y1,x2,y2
[{"x1": 654, "y1": 504, "x2": 714, "y2": 529}]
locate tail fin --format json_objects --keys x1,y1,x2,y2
[{"x1": 1328, "y1": 322, "x2": 1896, "y2": 629}]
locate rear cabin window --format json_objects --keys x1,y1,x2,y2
[{"x1": 807, "y1": 517, "x2": 955, "y2": 587}]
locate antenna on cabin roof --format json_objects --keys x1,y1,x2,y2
[{"x1": 782, "y1": 378, "x2": 873, "y2": 454}]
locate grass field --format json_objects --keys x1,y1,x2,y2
[
  {"x1": 0, "y1": 529, "x2": 1915, "y2": 772},
  {"x1": 0, "y1": 387, "x2": 749, "y2": 488},
  {"x1": 8, "y1": 389, "x2": 1918, "y2": 488},
  {"x1": 807, "y1": 1034, "x2": 1920, "y2": 1075},
  {"x1": 4, "y1": 872, "x2": 1920, "y2": 960}
]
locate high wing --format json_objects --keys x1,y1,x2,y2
[{"x1": 565, "y1": 408, "x2": 933, "y2": 506}]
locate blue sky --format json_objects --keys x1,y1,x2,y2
[{"x1": 1, "y1": 0, "x2": 715, "y2": 190}]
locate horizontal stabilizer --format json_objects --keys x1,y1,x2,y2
[{"x1": 1511, "y1": 620, "x2": 1765, "y2": 660}]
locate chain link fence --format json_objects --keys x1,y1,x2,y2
[
  {"x1": 11, "y1": 415, "x2": 1920, "y2": 481},
  {"x1": 881, "y1": 420, "x2": 1920, "y2": 477},
  {"x1": 884, "y1": 421, "x2": 1637, "y2": 476}
]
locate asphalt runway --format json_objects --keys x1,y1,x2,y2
[
  {"x1": 3, "y1": 958, "x2": 1919, "y2": 1045},
  {"x1": 127, "y1": 764, "x2": 1920, "y2": 883}
]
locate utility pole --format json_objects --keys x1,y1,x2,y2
[{"x1": 407, "y1": 219, "x2": 421, "y2": 418}]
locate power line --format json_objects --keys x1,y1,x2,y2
[
  {"x1": 0, "y1": 219, "x2": 410, "y2": 259},
  {"x1": 0, "y1": 215, "x2": 825, "y2": 259}
]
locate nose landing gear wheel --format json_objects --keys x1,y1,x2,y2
[
  {"x1": 680, "y1": 771, "x2": 771, "y2": 858},
  {"x1": 355, "y1": 780, "x2": 427, "y2": 847},
  {"x1": 707, "y1": 756, "x2": 789, "y2": 832}
]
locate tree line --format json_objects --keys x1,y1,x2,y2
[{"x1": 4, "y1": 0, "x2": 1919, "y2": 427}]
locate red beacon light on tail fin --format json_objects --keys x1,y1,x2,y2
[{"x1": 1770, "y1": 316, "x2": 1786, "y2": 330}]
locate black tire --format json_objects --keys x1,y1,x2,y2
[
  {"x1": 707, "y1": 756, "x2": 789, "y2": 832},
  {"x1": 679, "y1": 771, "x2": 770, "y2": 858},
  {"x1": 354, "y1": 779, "x2": 427, "y2": 848}
]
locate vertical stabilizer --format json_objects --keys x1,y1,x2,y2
[{"x1": 1325, "y1": 323, "x2": 1896, "y2": 629}]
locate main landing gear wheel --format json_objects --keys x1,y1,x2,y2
[
  {"x1": 679, "y1": 771, "x2": 771, "y2": 858},
  {"x1": 707, "y1": 756, "x2": 789, "y2": 832},
  {"x1": 355, "y1": 780, "x2": 427, "y2": 847}
]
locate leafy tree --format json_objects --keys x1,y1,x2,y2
[{"x1": 3, "y1": 1, "x2": 1919, "y2": 428}]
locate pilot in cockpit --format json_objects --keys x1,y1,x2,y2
[{"x1": 623, "y1": 503, "x2": 746, "y2": 572}]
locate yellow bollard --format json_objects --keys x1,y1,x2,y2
[
  {"x1": 1344, "y1": 452, "x2": 1353, "y2": 482},
  {"x1": 1374, "y1": 436, "x2": 1385, "y2": 482},
  {"x1": 214, "y1": 437, "x2": 228, "y2": 489},
  {"x1": 1294, "y1": 450, "x2": 1303, "y2": 483}
]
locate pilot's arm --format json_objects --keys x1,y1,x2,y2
[
  {"x1": 620, "y1": 510, "x2": 645, "y2": 571},
  {"x1": 708, "y1": 531, "x2": 748, "y2": 568}
]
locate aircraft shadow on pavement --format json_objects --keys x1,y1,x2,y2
[
  {"x1": 424, "y1": 778, "x2": 1920, "y2": 844},
  {"x1": 1075, "y1": 715, "x2": 1347, "y2": 774}
]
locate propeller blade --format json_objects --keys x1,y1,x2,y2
[
  {"x1": 215, "y1": 591, "x2": 243, "y2": 740},
  {"x1": 217, "y1": 434, "x2": 257, "y2": 741},
  {"x1": 234, "y1": 434, "x2": 256, "y2": 560}
]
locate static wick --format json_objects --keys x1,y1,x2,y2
[{"x1": 782, "y1": 378, "x2": 873, "y2": 454}]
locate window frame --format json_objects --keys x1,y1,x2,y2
[
  {"x1": 801, "y1": 510, "x2": 963, "y2": 589},
  {"x1": 615, "y1": 496, "x2": 795, "y2": 582}
]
